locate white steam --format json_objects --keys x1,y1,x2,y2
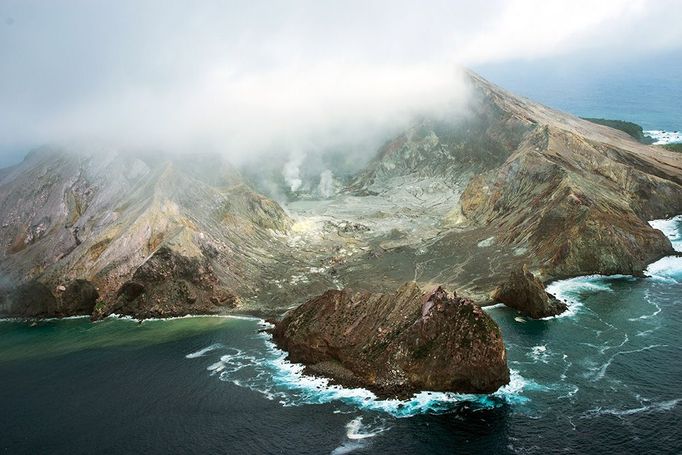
[
  {"x1": 1, "y1": 0, "x2": 681, "y2": 164},
  {"x1": 318, "y1": 170, "x2": 335, "y2": 198},
  {"x1": 283, "y1": 153, "x2": 305, "y2": 192}
]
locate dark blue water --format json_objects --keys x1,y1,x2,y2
[
  {"x1": 476, "y1": 50, "x2": 682, "y2": 132},
  {"x1": 1, "y1": 217, "x2": 681, "y2": 454}
]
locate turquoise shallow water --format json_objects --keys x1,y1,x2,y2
[{"x1": 1, "y1": 216, "x2": 681, "y2": 454}]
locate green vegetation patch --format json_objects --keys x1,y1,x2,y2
[
  {"x1": 662, "y1": 143, "x2": 682, "y2": 153},
  {"x1": 582, "y1": 118, "x2": 654, "y2": 144}
]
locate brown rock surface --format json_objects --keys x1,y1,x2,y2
[
  {"x1": 492, "y1": 264, "x2": 567, "y2": 318},
  {"x1": 272, "y1": 282, "x2": 510, "y2": 398},
  {"x1": 57, "y1": 279, "x2": 99, "y2": 316},
  {"x1": 93, "y1": 246, "x2": 238, "y2": 319}
]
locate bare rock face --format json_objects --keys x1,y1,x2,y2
[
  {"x1": 457, "y1": 77, "x2": 682, "y2": 281},
  {"x1": 0, "y1": 278, "x2": 100, "y2": 318},
  {"x1": 272, "y1": 282, "x2": 510, "y2": 398},
  {"x1": 492, "y1": 265, "x2": 567, "y2": 319},
  {"x1": 0, "y1": 281, "x2": 58, "y2": 317},
  {"x1": 1, "y1": 70, "x2": 681, "y2": 318},
  {"x1": 93, "y1": 246, "x2": 238, "y2": 319},
  {"x1": 0, "y1": 150, "x2": 293, "y2": 318},
  {"x1": 57, "y1": 279, "x2": 99, "y2": 316}
]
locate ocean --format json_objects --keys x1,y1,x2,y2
[
  {"x1": 476, "y1": 50, "x2": 682, "y2": 143},
  {"x1": 2, "y1": 62, "x2": 682, "y2": 453},
  {"x1": 1, "y1": 216, "x2": 681, "y2": 454}
]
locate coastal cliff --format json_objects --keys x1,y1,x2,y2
[{"x1": 1, "y1": 70, "x2": 681, "y2": 318}]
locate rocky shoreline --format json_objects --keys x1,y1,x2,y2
[
  {"x1": 271, "y1": 282, "x2": 510, "y2": 398},
  {"x1": 1, "y1": 70, "x2": 681, "y2": 399}
]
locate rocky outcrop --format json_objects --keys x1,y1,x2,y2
[
  {"x1": 1, "y1": 69, "x2": 681, "y2": 318},
  {"x1": 272, "y1": 282, "x2": 510, "y2": 398},
  {"x1": 92, "y1": 246, "x2": 238, "y2": 319},
  {"x1": 0, "y1": 281, "x2": 58, "y2": 317},
  {"x1": 459, "y1": 123, "x2": 681, "y2": 281},
  {"x1": 0, "y1": 278, "x2": 100, "y2": 318},
  {"x1": 492, "y1": 265, "x2": 567, "y2": 318},
  {"x1": 0, "y1": 150, "x2": 294, "y2": 318},
  {"x1": 57, "y1": 279, "x2": 99, "y2": 316}
]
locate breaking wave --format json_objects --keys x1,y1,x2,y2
[
  {"x1": 545, "y1": 275, "x2": 632, "y2": 319},
  {"x1": 645, "y1": 256, "x2": 682, "y2": 283},
  {"x1": 645, "y1": 215, "x2": 682, "y2": 283},
  {"x1": 544, "y1": 214, "x2": 681, "y2": 318},
  {"x1": 644, "y1": 130, "x2": 682, "y2": 145},
  {"x1": 649, "y1": 215, "x2": 682, "y2": 252},
  {"x1": 186, "y1": 343, "x2": 224, "y2": 358},
  {"x1": 187, "y1": 324, "x2": 533, "y2": 418}
]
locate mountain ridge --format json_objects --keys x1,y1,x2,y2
[{"x1": 1, "y1": 69, "x2": 681, "y2": 318}]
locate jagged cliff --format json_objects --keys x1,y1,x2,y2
[
  {"x1": 336, "y1": 71, "x2": 682, "y2": 301},
  {"x1": 0, "y1": 149, "x2": 294, "y2": 317},
  {"x1": 458, "y1": 74, "x2": 682, "y2": 280},
  {"x1": 1, "y1": 70, "x2": 681, "y2": 318},
  {"x1": 272, "y1": 282, "x2": 510, "y2": 397}
]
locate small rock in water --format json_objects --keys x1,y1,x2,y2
[{"x1": 492, "y1": 264, "x2": 568, "y2": 319}]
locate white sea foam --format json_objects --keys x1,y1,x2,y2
[
  {"x1": 557, "y1": 385, "x2": 579, "y2": 400},
  {"x1": 330, "y1": 416, "x2": 391, "y2": 454},
  {"x1": 646, "y1": 214, "x2": 682, "y2": 283},
  {"x1": 545, "y1": 275, "x2": 617, "y2": 319},
  {"x1": 482, "y1": 303, "x2": 506, "y2": 311},
  {"x1": 105, "y1": 313, "x2": 260, "y2": 323},
  {"x1": 202, "y1": 327, "x2": 532, "y2": 417},
  {"x1": 186, "y1": 343, "x2": 224, "y2": 358},
  {"x1": 583, "y1": 398, "x2": 680, "y2": 418},
  {"x1": 345, "y1": 416, "x2": 390, "y2": 440},
  {"x1": 528, "y1": 345, "x2": 549, "y2": 363},
  {"x1": 649, "y1": 215, "x2": 682, "y2": 252},
  {"x1": 645, "y1": 256, "x2": 682, "y2": 283},
  {"x1": 628, "y1": 290, "x2": 662, "y2": 321},
  {"x1": 330, "y1": 441, "x2": 366, "y2": 455},
  {"x1": 589, "y1": 344, "x2": 667, "y2": 382},
  {"x1": 644, "y1": 130, "x2": 682, "y2": 145}
]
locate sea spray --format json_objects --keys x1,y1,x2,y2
[
  {"x1": 649, "y1": 215, "x2": 682, "y2": 252},
  {"x1": 187, "y1": 322, "x2": 533, "y2": 418},
  {"x1": 645, "y1": 256, "x2": 682, "y2": 283},
  {"x1": 188, "y1": 213, "x2": 682, "y2": 419}
]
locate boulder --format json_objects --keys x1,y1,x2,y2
[
  {"x1": 58, "y1": 279, "x2": 99, "y2": 316},
  {"x1": 272, "y1": 282, "x2": 510, "y2": 398},
  {"x1": 492, "y1": 264, "x2": 567, "y2": 318}
]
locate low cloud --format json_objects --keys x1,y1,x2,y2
[
  {"x1": 42, "y1": 62, "x2": 469, "y2": 163},
  {"x1": 1, "y1": 0, "x2": 681, "y2": 167}
]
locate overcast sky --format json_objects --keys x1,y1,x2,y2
[{"x1": 1, "y1": 0, "x2": 682, "y2": 166}]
